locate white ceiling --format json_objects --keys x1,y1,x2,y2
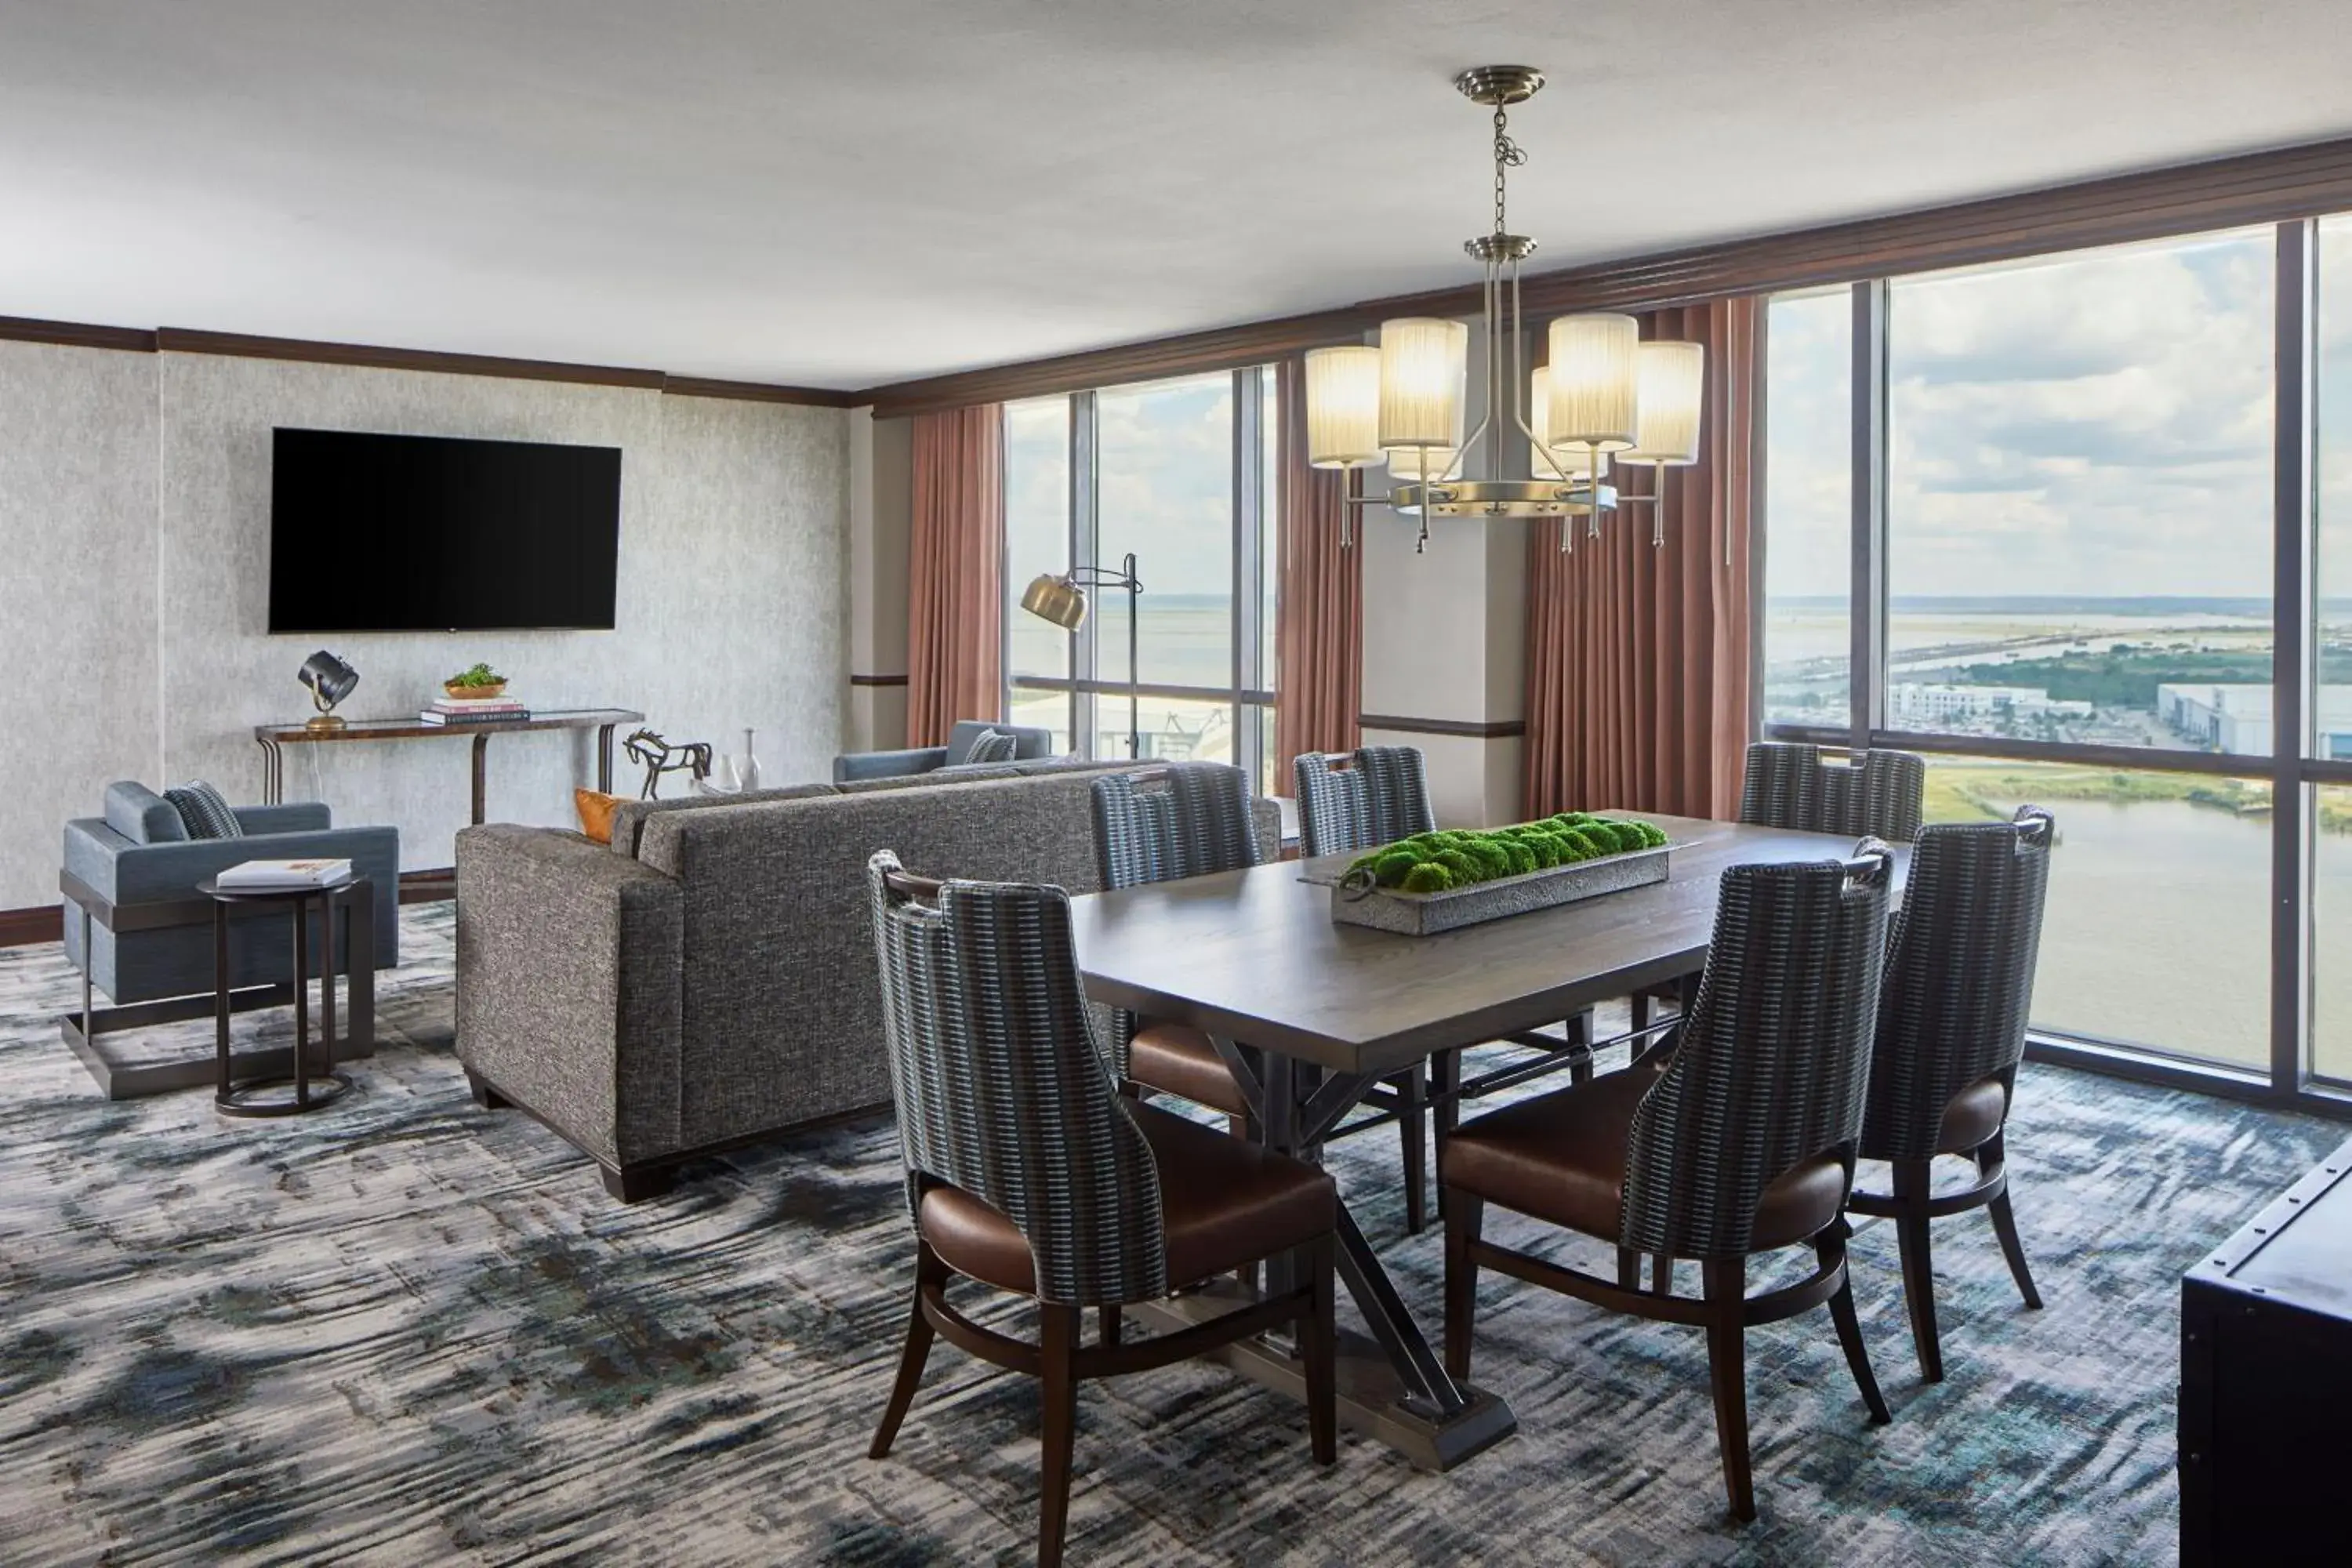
[{"x1": 4, "y1": 0, "x2": 2350, "y2": 391}]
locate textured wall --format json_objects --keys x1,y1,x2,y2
[
  {"x1": 0, "y1": 343, "x2": 848, "y2": 906},
  {"x1": 0, "y1": 341, "x2": 163, "y2": 909}
]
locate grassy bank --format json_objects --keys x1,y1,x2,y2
[{"x1": 1925, "y1": 764, "x2": 2352, "y2": 833}]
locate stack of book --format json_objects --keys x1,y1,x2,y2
[
  {"x1": 420, "y1": 695, "x2": 532, "y2": 726},
  {"x1": 217, "y1": 858, "x2": 353, "y2": 890}
]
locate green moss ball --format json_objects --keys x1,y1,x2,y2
[
  {"x1": 1525, "y1": 834, "x2": 1563, "y2": 869},
  {"x1": 1374, "y1": 850, "x2": 1421, "y2": 887},
  {"x1": 1555, "y1": 828, "x2": 1603, "y2": 860},
  {"x1": 1501, "y1": 840, "x2": 1537, "y2": 876},
  {"x1": 1433, "y1": 848, "x2": 1479, "y2": 883},
  {"x1": 1633, "y1": 821, "x2": 1668, "y2": 848},
  {"x1": 1401, "y1": 862, "x2": 1454, "y2": 894}
]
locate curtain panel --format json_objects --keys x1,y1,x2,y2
[
  {"x1": 1272, "y1": 356, "x2": 1363, "y2": 787},
  {"x1": 1524, "y1": 297, "x2": 1760, "y2": 820},
  {"x1": 906, "y1": 404, "x2": 1007, "y2": 748}
]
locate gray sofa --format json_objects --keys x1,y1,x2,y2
[
  {"x1": 832, "y1": 720, "x2": 1057, "y2": 783},
  {"x1": 64, "y1": 782, "x2": 400, "y2": 1004},
  {"x1": 456, "y1": 757, "x2": 1276, "y2": 1200}
]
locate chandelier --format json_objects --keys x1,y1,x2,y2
[{"x1": 1304, "y1": 65, "x2": 1705, "y2": 552}]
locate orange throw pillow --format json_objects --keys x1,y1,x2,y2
[{"x1": 575, "y1": 788, "x2": 627, "y2": 845}]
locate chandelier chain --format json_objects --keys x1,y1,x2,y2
[{"x1": 1491, "y1": 102, "x2": 1524, "y2": 238}]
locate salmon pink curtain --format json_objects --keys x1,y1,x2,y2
[
  {"x1": 1273, "y1": 356, "x2": 1362, "y2": 786},
  {"x1": 906, "y1": 405, "x2": 1006, "y2": 748},
  {"x1": 1524, "y1": 298, "x2": 1759, "y2": 820}
]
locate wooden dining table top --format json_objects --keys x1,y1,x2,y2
[{"x1": 1069, "y1": 813, "x2": 1907, "y2": 1080}]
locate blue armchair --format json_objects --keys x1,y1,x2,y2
[
  {"x1": 832, "y1": 720, "x2": 1058, "y2": 784},
  {"x1": 60, "y1": 784, "x2": 402, "y2": 1098}
]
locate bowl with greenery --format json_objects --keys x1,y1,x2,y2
[
  {"x1": 1320, "y1": 812, "x2": 1673, "y2": 935},
  {"x1": 443, "y1": 662, "x2": 508, "y2": 700}
]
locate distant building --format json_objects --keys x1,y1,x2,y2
[
  {"x1": 2158, "y1": 683, "x2": 2352, "y2": 757},
  {"x1": 1886, "y1": 683, "x2": 2092, "y2": 724}
]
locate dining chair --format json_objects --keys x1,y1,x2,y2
[
  {"x1": 1439, "y1": 843, "x2": 1897, "y2": 1523},
  {"x1": 1292, "y1": 746, "x2": 1598, "y2": 1232},
  {"x1": 863, "y1": 851, "x2": 1338, "y2": 1568},
  {"x1": 1094, "y1": 762, "x2": 1448, "y2": 1229},
  {"x1": 1621, "y1": 738, "x2": 1926, "y2": 1036},
  {"x1": 1846, "y1": 806, "x2": 2054, "y2": 1382}
]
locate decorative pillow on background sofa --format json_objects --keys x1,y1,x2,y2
[
  {"x1": 574, "y1": 789, "x2": 629, "y2": 845},
  {"x1": 960, "y1": 727, "x2": 1018, "y2": 765},
  {"x1": 164, "y1": 782, "x2": 244, "y2": 840}
]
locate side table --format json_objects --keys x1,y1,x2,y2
[{"x1": 196, "y1": 876, "x2": 368, "y2": 1117}]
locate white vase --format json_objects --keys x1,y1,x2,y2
[
  {"x1": 705, "y1": 753, "x2": 739, "y2": 794},
  {"x1": 735, "y1": 728, "x2": 761, "y2": 793}
]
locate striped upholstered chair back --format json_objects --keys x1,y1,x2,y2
[
  {"x1": 1091, "y1": 762, "x2": 1264, "y2": 891},
  {"x1": 1861, "y1": 808, "x2": 2054, "y2": 1164},
  {"x1": 1294, "y1": 746, "x2": 1436, "y2": 858},
  {"x1": 1620, "y1": 844, "x2": 1896, "y2": 1259},
  {"x1": 865, "y1": 851, "x2": 1167, "y2": 1305},
  {"x1": 1739, "y1": 742, "x2": 1926, "y2": 843}
]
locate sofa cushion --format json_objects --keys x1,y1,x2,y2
[
  {"x1": 164, "y1": 782, "x2": 244, "y2": 840},
  {"x1": 103, "y1": 782, "x2": 188, "y2": 845},
  {"x1": 962, "y1": 727, "x2": 1018, "y2": 765}
]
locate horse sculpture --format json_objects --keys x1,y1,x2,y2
[{"x1": 622, "y1": 728, "x2": 714, "y2": 800}]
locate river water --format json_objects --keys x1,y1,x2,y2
[{"x1": 1948, "y1": 793, "x2": 2352, "y2": 1077}]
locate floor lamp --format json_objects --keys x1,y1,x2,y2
[{"x1": 1019, "y1": 551, "x2": 1144, "y2": 759}]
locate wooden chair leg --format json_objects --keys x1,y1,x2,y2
[
  {"x1": 1617, "y1": 1247, "x2": 1641, "y2": 1290},
  {"x1": 1651, "y1": 1254, "x2": 1674, "y2": 1297},
  {"x1": 1399, "y1": 1063, "x2": 1429, "y2": 1236},
  {"x1": 1817, "y1": 1224, "x2": 1891, "y2": 1423},
  {"x1": 1443, "y1": 1195, "x2": 1483, "y2": 1382},
  {"x1": 1038, "y1": 1303, "x2": 1080, "y2": 1568},
  {"x1": 1569, "y1": 1009, "x2": 1594, "y2": 1084},
  {"x1": 1891, "y1": 1159, "x2": 1944, "y2": 1383},
  {"x1": 1981, "y1": 1136, "x2": 2043, "y2": 1310},
  {"x1": 1301, "y1": 1235, "x2": 1338, "y2": 1465},
  {"x1": 1701, "y1": 1258, "x2": 1755, "y2": 1524},
  {"x1": 1099, "y1": 1304, "x2": 1123, "y2": 1348},
  {"x1": 869, "y1": 1242, "x2": 946, "y2": 1460},
  {"x1": 1632, "y1": 993, "x2": 1652, "y2": 1036}
]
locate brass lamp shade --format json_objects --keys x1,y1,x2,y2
[{"x1": 1020, "y1": 572, "x2": 1089, "y2": 631}]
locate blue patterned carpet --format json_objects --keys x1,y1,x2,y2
[{"x1": 0, "y1": 903, "x2": 2340, "y2": 1566}]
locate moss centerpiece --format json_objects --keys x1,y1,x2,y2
[{"x1": 1344, "y1": 813, "x2": 1670, "y2": 896}]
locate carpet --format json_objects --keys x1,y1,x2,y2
[{"x1": 0, "y1": 903, "x2": 2338, "y2": 1566}]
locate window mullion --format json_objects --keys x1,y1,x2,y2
[
  {"x1": 1071, "y1": 389, "x2": 1098, "y2": 756},
  {"x1": 1851, "y1": 278, "x2": 1889, "y2": 751},
  {"x1": 2273, "y1": 218, "x2": 2316, "y2": 1094}
]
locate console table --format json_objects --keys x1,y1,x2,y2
[{"x1": 255, "y1": 709, "x2": 644, "y2": 826}]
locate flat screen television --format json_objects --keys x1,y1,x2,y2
[{"x1": 268, "y1": 428, "x2": 622, "y2": 633}]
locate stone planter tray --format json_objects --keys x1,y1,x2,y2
[{"x1": 1303, "y1": 840, "x2": 1674, "y2": 936}]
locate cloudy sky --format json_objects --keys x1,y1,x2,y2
[{"x1": 1768, "y1": 219, "x2": 2352, "y2": 608}]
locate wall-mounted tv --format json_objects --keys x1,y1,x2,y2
[{"x1": 268, "y1": 428, "x2": 622, "y2": 633}]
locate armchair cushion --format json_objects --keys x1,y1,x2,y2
[
  {"x1": 962, "y1": 727, "x2": 1018, "y2": 765},
  {"x1": 103, "y1": 782, "x2": 188, "y2": 845},
  {"x1": 162, "y1": 781, "x2": 244, "y2": 840}
]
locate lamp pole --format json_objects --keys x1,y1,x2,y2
[{"x1": 1020, "y1": 552, "x2": 1144, "y2": 759}]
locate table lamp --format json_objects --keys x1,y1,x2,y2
[{"x1": 298, "y1": 650, "x2": 358, "y2": 731}]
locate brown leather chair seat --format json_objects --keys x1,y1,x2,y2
[
  {"x1": 1128, "y1": 1021, "x2": 1251, "y2": 1117},
  {"x1": 1439, "y1": 1059, "x2": 1846, "y2": 1253},
  {"x1": 1935, "y1": 1076, "x2": 2008, "y2": 1155},
  {"x1": 921, "y1": 1102, "x2": 1335, "y2": 1294}
]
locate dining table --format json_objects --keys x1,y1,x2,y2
[{"x1": 1068, "y1": 811, "x2": 1907, "y2": 1471}]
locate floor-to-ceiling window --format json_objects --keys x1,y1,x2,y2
[
  {"x1": 1762, "y1": 217, "x2": 2352, "y2": 1105},
  {"x1": 1001, "y1": 367, "x2": 1279, "y2": 791}
]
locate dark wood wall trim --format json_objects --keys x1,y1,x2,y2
[
  {"x1": 660, "y1": 374, "x2": 858, "y2": 408},
  {"x1": 0, "y1": 904, "x2": 64, "y2": 948},
  {"x1": 849, "y1": 673, "x2": 910, "y2": 688},
  {"x1": 861, "y1": 132, "x2": 2352, "y2": 417},
  {"x1": 1359, "y1": 714, "x2": 1528, "y2": 740},
  {"x1": 3, "y1": 317, "x2": 853, "y2": 405},
  {"x1": 0, "y1": 314, "x2": 158, "y2": 353}
]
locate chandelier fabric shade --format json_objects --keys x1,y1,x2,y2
[
  {"x1": 1544, "y1": 314, "x2": 1642, "y2": 451},
  {"x1": 1304, "y1": 345, "x2": 1383, "y2": 469},
  {"x1": 1376, "y1": 318, "x2": 1468, "y2": 451},
  {"x1": 1620, "y1": 339, "x2": 1707, "y2": 466},
  {"x1": 1385, "y1": 445, "x2": 1459, "y2": 482}
]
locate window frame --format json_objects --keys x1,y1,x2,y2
[
  {"x1": 1762, "y1": 220, "x2": 2352, "y2": 1119},
  {"x1": 1003, "y1": 365, "x2": 1279, "y2": 789}
]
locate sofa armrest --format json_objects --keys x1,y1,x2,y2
[
  {"x1": 234, "y1": 802, "x2": 332, "y2": 834},
  {"x1": 833, "y1": 746, "x2": 948, "y2": 784},
  {"x1": 456, "y1": 825, "x2": 684, "y2": 1169}
]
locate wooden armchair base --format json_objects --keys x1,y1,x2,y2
[
  {"x1": 1445, "y1": 1198, "x2": 1889, "y2": 1523},
  {"x1": 1846, "y1": 1130, "x2": 2042, "y2": 1382},
  {"x1": 871, "y1": 1236, "x2": 1337, "y2": 1568}
]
